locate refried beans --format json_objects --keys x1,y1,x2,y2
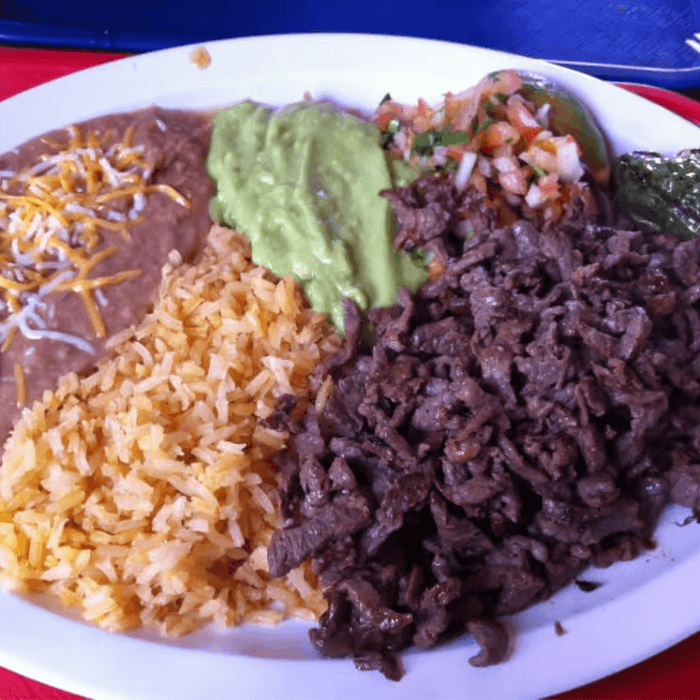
[{"x1": 0, "y1": 107, "x2": 213, "y2": 443}]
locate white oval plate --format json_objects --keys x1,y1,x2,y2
[{"x1": 2, "y1": 34, "x2": 700, "y2": 700}]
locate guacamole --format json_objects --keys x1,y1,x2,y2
[{"x1": 207, "y1": 101, "x2": 428, "y2": 331}]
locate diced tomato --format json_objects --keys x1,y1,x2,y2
[
  {"x1": 466, "y1": 130, "x2": 485, "y2": 152},
  {"x1": 494, "y1": 197, "x2": 519, "y2": 226},
  {"x1": 487, "y1": 186, "x2": 520, "y2": 223},
  {"x1": 444, "y1": 91, "x2": 458, "y2": 124},
  {"x1": 506, "y1": 100, "x2": 542, "y2": 144},
  {"x1": 417, "y1": 98, "x2": 433, "y2": 120},
  {"x1": 521, "y1": 201, "x2": 537, "y2": 221},
  {"x1": 538, "y1": 173, "x2": 560, "y2": 197},
  {"x1": 413, "y1": 115, "x2": 432, "y2": 133},
  {"x1": 376, "y1": 111, "x2": 395, "y2": 131},
  {"x1": 481, "y1": 122, "x2": 520, "y2": 155},
  {"x1": 375, "y1": 101, "x2": 403, "y2": 130},
  {"x1": 468, "y1": 169, "x2": 488, "y2": 194},
  {"x1": 498, "y1": 168, "x2": 529, "y2": 195},
  {"x1": 446, "y1": 145, "x2": 465, "y2": 161},
  {"x1": 486, "y1": 184, "x2": 501, "y2": 202},
  {"x1": 484, "y1": 70, "x2": 523, "y2": 98}
]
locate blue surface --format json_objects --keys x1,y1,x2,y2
[{"x1": 1, "y1": 0, "x2": 700, "y2": 87}]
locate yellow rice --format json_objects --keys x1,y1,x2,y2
[{"x1": 0, "y1": 224, "x2": 338, "y2": 636}]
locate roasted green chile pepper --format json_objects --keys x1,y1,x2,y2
[{"x1": 613, "y1": 149, "x2": 700, "y2": 240}]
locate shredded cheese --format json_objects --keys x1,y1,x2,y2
[
  {"x1": 190, "y1": 46, "x2": 212, "y2": 70},
  {"x1": 13, "y1": 363, "x2": 26, "y2": 407},
  {"x1": 0, "y1": 123, "x2": 189, "y2": 353}
]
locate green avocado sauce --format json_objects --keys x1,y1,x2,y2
[{"x1": 206, "y1": 101, "x2": 428, "y2": 332}]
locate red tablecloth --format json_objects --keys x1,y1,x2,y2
[{"x1": 1, "y1": 46, "x2": 700, "y2": 700}]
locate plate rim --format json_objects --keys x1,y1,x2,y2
[{"x1": 2, "y1": 32, "x2": 700, "y2": 700}]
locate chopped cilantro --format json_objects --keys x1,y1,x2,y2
[
  {"x1": 441, "y1": 130, "x2": 470, "y2": 146},
  {"x1": 494, "y1": 92, "x2": 508, "y2": 104},
  {"x1": 412, "y1": 131, "x2": 438, "y2": 157},
  {"x1": 531, "y1": 164, "x2": 547, "y2": 178},
  {"x1": 411, "y1": 127, "x2": 472, "y2": 157},
  {"x1": 424, "y1": 160, "x2": 460, "y2": 176}
]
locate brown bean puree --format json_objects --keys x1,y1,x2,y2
[{"x1": 0, "y1": 108, "x2": 213, "y2": 443}]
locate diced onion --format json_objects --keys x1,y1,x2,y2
[
  {"x1": 555, "y1": 138, "x2": 585, "y2": 183},
  {"x1": 493, "y1": 155, "x2": 518, "y2": 173},
  {"x1": 455, "y1": 152, "x2": 478, "y2": 191},
  {"x1": 525, "y1": 183, "x2": 546, "y2": 208}
]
